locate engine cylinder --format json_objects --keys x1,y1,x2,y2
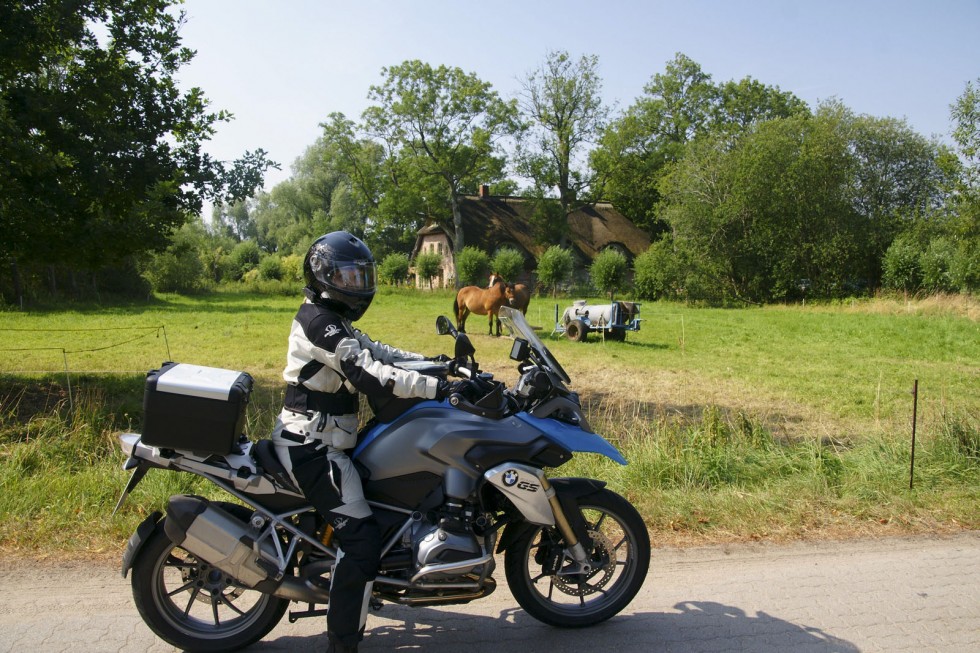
[{"x1": 164, "y1": 495, "x2": 277, "y2": 588}]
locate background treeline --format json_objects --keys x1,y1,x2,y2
[{"x1": 1, "y1": 1, "x2": 977, "y2": 307}]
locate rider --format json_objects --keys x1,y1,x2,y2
[{"x1": 272, "y1": 231, "x2": 461, "y2": 653}]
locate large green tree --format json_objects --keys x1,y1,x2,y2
[
  {"x1": 659, "y1": 104, "x2": 944, "y2": 301},
  {"x1": 0, "y1": 0, "x2": 273, "y2": 302},
  {"x1": 517, "y1": 50, "x2": 608, "y2": 243},
  {"x1": 362, "y1": 60, "x2": 519, "y2": 282},
  {"x1": 591, "y1": 53, "x2": 807, "y2": 234}
]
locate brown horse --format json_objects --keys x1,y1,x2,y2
[
  {"x1": 510, "y1": 282, "x2": 531, "y2": 315},
  {"x1": 454, "y1": 275, "x2": 514, "y2": 336}
]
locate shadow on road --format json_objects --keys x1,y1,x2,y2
[{"x1": 254, "y1": 600, "x2": 859, "y2": 652}]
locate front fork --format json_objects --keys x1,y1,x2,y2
[
  {"x1": 540, "y1": 476, "x2": 593, "y2": 573},
  {"x1": 485, "y1": 465, "x2": 600, "y2": 573}
]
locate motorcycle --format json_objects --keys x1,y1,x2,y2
[{"x1": 115, "y1": 305, "x2": 650, "y2": 651}]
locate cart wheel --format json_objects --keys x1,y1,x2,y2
[
  {"x1": 565, "y1": 319, "x2": 588, "y2": 342},
  {"x1": 606, "y1": 328, "x2": 626, "y2": 341}
]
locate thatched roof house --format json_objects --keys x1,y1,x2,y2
[{"x1": 411, "y1": 186, "x2": 650, "y2": 288}]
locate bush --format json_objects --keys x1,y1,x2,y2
[
  {"x1": 281, "y1": 254, "x2": 304, "y2": 283},
  {"x1": 536, "y1": 246, "x2": 574, "y2": 297},
  {"x1": 225, "y1": 240, "x2": 261, "y2": 282},
  {"x1": 921, "y1": 237, "x2": 956, "y2": 293},
  {"x1": 634, "y1": 239, "x2": 682, "y2": 300},
  {"x1": 144, "y1": 225, "x2": 210, "y2": 294},
  {"x1": 378, "y1": 252, "x2": 411, "y2": 285},
  {"x1": 949, "y1": 239, "x2": 980, "y2": 293},
  {"x1": 415, "y1": 252, "x2": 443, "y2": 289},
  {"x1": 455, "y1": 247, "x2": 490, "y2": 286},
  {"x1": 258, "y1": 255, "x2": 284, "y2": 281},
  {"x1": 589, "y1": 249, "x2": 629, "y2": 298},
  {"x1": 491, "y1": 247, "x2": 525, "y2": 282},
  {"x1": 882, "y1": 235, "x2": 923, "y2": 292}
]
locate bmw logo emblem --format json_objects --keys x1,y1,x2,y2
[{"x1": 502, "y1": 470, "x2": 519, "y2": 486}]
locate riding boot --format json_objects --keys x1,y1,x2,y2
[{"x1": 325, "y1": 632, "x2": 358, "y2": 653}]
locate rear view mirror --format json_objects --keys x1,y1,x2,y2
[{"x1": 436, "y1": 315, "x2": 456, "y2": 336}]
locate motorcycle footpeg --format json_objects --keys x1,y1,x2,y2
[{"x1": 287, "y1": 605, "x2": 328, "y2": 623}]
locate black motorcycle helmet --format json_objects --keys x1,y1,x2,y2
[{"x1": 303, "y1": 231, "x2": 376, "y2": 320}]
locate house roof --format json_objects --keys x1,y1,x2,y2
[{"x1": 411, "y1": 195, "x2": 650, "y2": 264}]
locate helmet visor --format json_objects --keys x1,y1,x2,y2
[{"x1": 327, "y1": 261, "x2": 376, "y2": 293}]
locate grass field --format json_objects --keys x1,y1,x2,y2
[{"x1": 1, "y1": 288, "x2": 977, "y2": 555}]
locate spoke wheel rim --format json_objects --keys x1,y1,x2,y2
[
  {"x1": 522, "y1": 504, "x2": 640, "y2": 616},
  {"x1": 151, "y1": 544, "x2": 274, "y2": 639}
]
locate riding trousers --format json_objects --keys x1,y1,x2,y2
[{"x1": 278, "y1": 436, "x2": 381, "y2": 648}]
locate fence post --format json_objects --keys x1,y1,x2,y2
[{"x1": 909, "y1": 379, "x2": 918, "y2": 490}]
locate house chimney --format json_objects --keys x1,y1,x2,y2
[{"x1": 479, "y1": 184, "x2": 490, "y2": 199}]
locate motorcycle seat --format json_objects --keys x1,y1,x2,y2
[{"x1": 252, "y1": 439, "x2": 301, "y2": 494}]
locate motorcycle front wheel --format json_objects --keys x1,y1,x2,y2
[
  {"x1": 130, "y1": 504, "x2": 289, "y2": 652},
  {"x1": 504, "y1": 487, "x2": 650, "y2": 627}
]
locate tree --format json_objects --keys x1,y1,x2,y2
[
  {"x1": 592, "y1": 53, "x2": 716, "y2": 233},
  {"x1": 591, "y1": 53, "x2": 807, "y2": 235},
  {"x1": 414, "y1": 251, "x2": 443, "y2": 290},
  {"x1": 882, "y1": 234, "x2": 923, "y2": 293},
  {"x1": 378, "y1": 252, "x2": 410, "y2": 285},
  {"x1": 363, "y1": 60, "x2": 519, "y2": 284},
  {"x1": 0, "y1": 0, "x2": 274, "y2": 303},
  {"x1": 518, "y1": 51, "x2": 608, "y2": 243},
  {"x1": 948, "y1": 79, "x2": 980, "y2": 242},
  {"x1": 455, "y1": 247, "x2": 491, "y2": 287},
  {"x1": 536, "y1": 246, "x2": 574, "y2": 297},
  {"x1": 951, "y1": 79, "x2": 980, "y2": 183},
  {"x1": 143, "y1": 220, "x2": 211, "y2": 294},
  {"x1": 658, "y1": 103, "x2": 944, "y2": 301},
  {"x1": 589, "y1": 249, "x2": 629, "y2": 299},
  {"x1": 491, "y1": 247, "x2": 525, "y2": 282}
]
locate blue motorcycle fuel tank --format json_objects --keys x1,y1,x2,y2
[{"x1": 352, "y1": 400, "x2": 626, "y2": 509}]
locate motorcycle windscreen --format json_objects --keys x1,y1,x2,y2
[{"x1": 516, "y1": 412, "x2": 627, "y2": 465}]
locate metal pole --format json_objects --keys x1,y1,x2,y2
[
  {"x1": 62, "y1": 349, "x2": 73, "y2": 414},
  {"x1": 909, "y1": 379, "x2": 918, "y2": 490},
  {"x1": 160, "y1": 325, "x2": 172, "y2": 361}
]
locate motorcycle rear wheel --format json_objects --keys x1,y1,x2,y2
[
  {"x1": 504, "y1": 488, "x2": 650, "y2": 627},
  {"x1": 130, "y1": 504, "x2": 289, "y2": 652}
]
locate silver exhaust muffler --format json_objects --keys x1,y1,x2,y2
[{"x1": 164, "y1": 495, "x2": 278, "y2": 589}]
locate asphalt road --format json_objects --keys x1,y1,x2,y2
[{"x1": 0, "y1": 532, "x2": 977, "y2": 652}]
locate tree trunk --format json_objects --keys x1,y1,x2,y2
[
  {"x1": 450, "y1": 190, "x2": 465, "y2": 289},
  {"x1": 48, "y1": 266, "x2": 57, "y2": 294}
]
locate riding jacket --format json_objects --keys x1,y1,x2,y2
[{"x1": 273, "y1": 299, "x2": 440, "y2": 451}]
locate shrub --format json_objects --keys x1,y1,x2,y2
[
  {"x1": 456, "y1": 247, "x2": 490, "y2": 286},
  {"x1": 949, "y1": 239, "x2": 980, "y2": 293},
  {"x1": 281, "y1": 254, "x2": 304, "y2": 282},
  {"x1": 144, "y1": 226, "x2": 210, "y2": 294},
  {"x1": 378, "y1": 252, "x2": 411, "y2": 285},
  {"x1": 634, "y1": 239, "x2": 682, "y2": 300},
  {"x1": 415, "y1": 252, "x2": 443, "y2": 289},
  {"x1": 590, "y1": 249, "x2": 629, "y2": 299},
  {"x1": 491, "y1": 247, "x2": 525, "y2": 282},
  {"x1": 258, "y1": 255, "x2": 284, "y2": 281},
  {"x1": 921, "y1": 237, "x2": 956, "y2": 293},
  {"x1": 536, "y1": 246, "x2": 574, "y2": 297},
  {"x1": 225, "y1": 240, "x2": 262, "y2": 282},
  {"x1": 882, "y1": 235, "x2": 923, "y2": 292}
]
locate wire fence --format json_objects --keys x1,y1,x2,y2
[{"x1": 0, "y1": 326, "x2": 171, "y2": 411}]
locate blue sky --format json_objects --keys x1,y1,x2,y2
[{"x1": 176, "y1": 0, "x2": 980, "y2": 191}]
